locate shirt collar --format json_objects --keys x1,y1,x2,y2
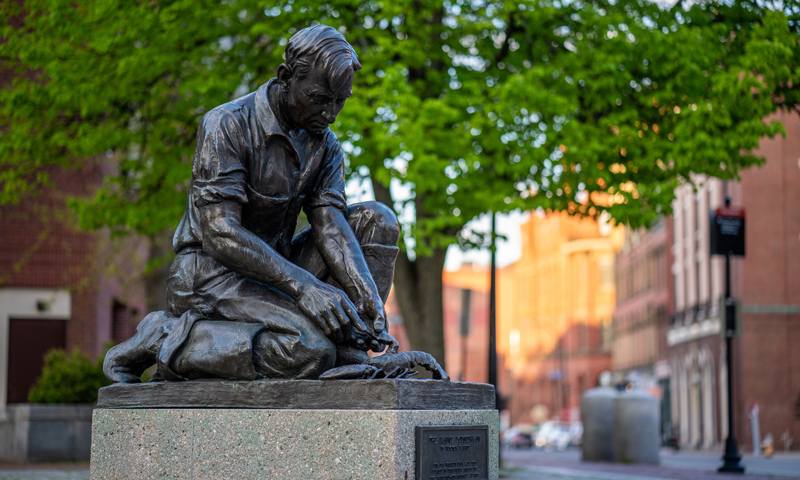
[
  {"x1": 255, "y1": 78, "x2": 287, "y2": 138},
  {"x1": 255, "y1": 79, "x2": 308, "y2": 167}
]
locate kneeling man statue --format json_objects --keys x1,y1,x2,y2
[{"x1": 104, "y1": 25, "x2": 448, "y2": 384}]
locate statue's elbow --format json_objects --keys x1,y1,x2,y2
[{"x1": 202, "y1": 219, "x2": 238, "y2": 257}]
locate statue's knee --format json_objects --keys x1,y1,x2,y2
[
  {"x1": 285, "y1": 328, "x2": 336, "y2": 376},
  {"x1": 349, "y1": 201, "x2": 400, "y2": 246},
  {"x1": 301, "y1": 330, "x2": 337, "y2": 369},
  {"x1": 252, "y1": 328, "x2": 335, "y2": 378}
]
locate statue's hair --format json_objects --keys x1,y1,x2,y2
[{"x1": 285, "y1": 25, "x2": 361, "y2": 88}]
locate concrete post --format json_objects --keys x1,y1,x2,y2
[
  {"x1": 581, "y1": 387, "x2": 618, "y2": 462},
  {"x1": 750, "y1": 403, "x2": 761, "y2": 457},
  {"x1": 613, "y1": 391, "x2": 660, "y2": 464}
]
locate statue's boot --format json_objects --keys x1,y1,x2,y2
[
  {"x1": 361, "y1": 243, "x2": 398, "y2": 304},
  {"x1": 362, "y1": 243, "x2": 398, "y2": 334},
  {"x1": 103, "y1": 311, "x2": 175, "y2": 383}
]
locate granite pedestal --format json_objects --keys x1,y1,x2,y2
[{"x1": 90, "y1": 380, "x2": 499, "y2": 480}]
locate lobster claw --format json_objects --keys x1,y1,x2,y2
[{"x1": 365, "y1": 351, "x2": 450, "y2": 382}]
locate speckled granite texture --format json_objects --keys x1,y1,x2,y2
[{"x1": 90, "y1": 408, "x2": 499, "y2": 480}]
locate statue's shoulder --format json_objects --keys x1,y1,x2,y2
[{"x1": 201, "y1": 91, "x2": 257, "y2": 130}]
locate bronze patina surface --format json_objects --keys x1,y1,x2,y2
[{"x1": 102, "y1": 24, "x2": 448, "y2": 386}]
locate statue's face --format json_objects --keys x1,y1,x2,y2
[{"x1": 285, "y1": 64, "x2": 353, "y2": 135}]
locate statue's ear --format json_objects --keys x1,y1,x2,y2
[{"x1": 277, "y1": 64, "x2": 293, "y2": 93}]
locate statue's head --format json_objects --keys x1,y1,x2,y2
[{"x1": 277, "y1": 24, "x2": 361, "y2": 135}]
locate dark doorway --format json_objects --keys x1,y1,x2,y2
[
  {"x1": 660, "y1": 378, "x2": 672, "y2": 445},
  {"x1": 7, "y1": 318, "x2": 67, "y2": 403}
]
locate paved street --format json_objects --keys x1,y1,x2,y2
[{"x1": 501, "y1": 447, "x2": 800, "y2": 480}]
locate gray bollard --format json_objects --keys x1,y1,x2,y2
[
  {"x1": 613, "y1": 391, "x2": 660, "y2": 464},
  {"x1": 581, "y1": 387, "x2": 619, "y2": 462}
]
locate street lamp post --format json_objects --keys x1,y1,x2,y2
[
  {"x1": 489, "y1": 211, "x2": 498, "y2": 399},
  {"x1": 718, "y1": 249, "x2": 744, "y2": 473},
  {"x1": 488, "y1": 211, "x2": 501, "y2": 466},
  {"x1": 711, "y1": 192, "x2": 746, "y2": 474}
]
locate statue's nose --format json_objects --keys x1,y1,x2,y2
[{"x1": 321, "y1": 108, "x2": 335, "y2": 124}]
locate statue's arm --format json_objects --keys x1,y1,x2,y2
[
  {"x1": 307, "y1": 205, "x2": 386, "y2": 331},
  {"x1": 198, "y1": 200, "x2": 313, "y2": 299},
  {"x1": 198, "y1": 200, "x2": 365, "y2": 341}
]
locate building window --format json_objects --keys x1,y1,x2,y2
[
  {"x1": 795, "y1": 392, "x2": 800, "y2": 419},
  {"x1": 600, "y1": 255, "x2": 614, "y2": 288},
  {"x1": 111, "y1": 300, "x2": 138, "y2": 345},
  {"x1": 459, "y1": 289, "x2": 472, "y2": 337}
]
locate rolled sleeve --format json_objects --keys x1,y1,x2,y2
[
  {"x1": 191, "y1": 110, "x2": 249, "y2": 208},
  {"x1": 192, "y1": 175, "x2": 248, "y2": 207},
  {"x1": 304, "y1": 135, "x2": 347, "y2": 212}
]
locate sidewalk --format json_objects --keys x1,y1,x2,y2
[
  {"x1": 0, "y1": 463, "x2": 89, "y2": 480},
  {"x1": 0, "y1": 472, "x2": 88, "y2": 480},
  {"x1": 0, "y1": 452, "x2": 797, "y2": 480}
]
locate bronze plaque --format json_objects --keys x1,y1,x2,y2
[{"x1": 415, "y1": 425, "x2": 489, "y2": 480}]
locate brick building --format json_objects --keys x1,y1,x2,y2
[
  {"x1": 0, "y1": 165, "x2": 146, "y2": 408},
  {"x1": 443, "y1": 211, "x2": 623, "y2": 426},
  {"x1": 611, "y1": 220, "x2": 674, "y2": 439},
  {"x1": 666, "y1": 110, "x2": 800, "y2": 451},
  {"x1": 442, "y1": 264, "x2": 492, "y2": 386},
  {"x1": 0, "y1": 9, "x2": 137, "y2": 407}
]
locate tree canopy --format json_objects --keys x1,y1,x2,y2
[{"x1": 2, "y1": 0, "x2": 798, "y2": 359}]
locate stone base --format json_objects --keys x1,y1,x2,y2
[
  {"x1": 1, "y1": 404, "x2": 93, "y2": 462},
  {"x1": 90, "y1": 380, "x2": 498, "y2": 479},
  {"x1": 90, "y1": 408, "x2": 499, "y2": 480}
]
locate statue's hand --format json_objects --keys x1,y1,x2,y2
[
  {"x1": 375, "y1": 330, "x2": 400, "y2": 354},
  {"x1": 357, "y1": 296, "x2": 387, "y2": 333},
  {"x1": 349, "y1": 295, "x2": 391, "y2": 352},
  {"x1": 347, "y1": 325, "x2": 396, "y2": 353},
  {"x1": 297, "y1": 281, "x2": 367, "y2": 343}
]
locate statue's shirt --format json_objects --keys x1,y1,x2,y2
[{"x1": 173, "y1": 79, "x2": 347, "y2": 258}]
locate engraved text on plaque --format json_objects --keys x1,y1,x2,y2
[{"x1": 415, "y1": 425, "x2": 489, "y2": 480}]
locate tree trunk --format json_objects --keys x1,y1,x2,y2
[
  {"x1": 372, "y1": 180, "x2": 447, "y2": 368},
  {"x1": 394, "y1": 248, "x2": 447, "y2": 366}
]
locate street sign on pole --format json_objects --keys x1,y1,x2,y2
[{"x1": 710, "y1": 207, "x2": 745, "y2": 257}]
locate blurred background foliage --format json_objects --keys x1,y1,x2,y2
[
  {"x1": 27, "y1": 348, "x2": 110, "y2": 404},
  {"x1": 2, "y1": 0, "x2": 799, "y2": 358}
]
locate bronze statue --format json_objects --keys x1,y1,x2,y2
[{"x1": 103, "y1": 24, "x2": 448, "y2": 384}]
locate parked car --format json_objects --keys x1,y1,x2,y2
[
  {"x1": 502, "y1": 424, "x2": 536, "y2": 449},
  {"x1": 568, "y1": 421, "x2": 583, "y2": 446},
  {"x1": 534, "y1": 421, "x2": 572, "y2": 450}
]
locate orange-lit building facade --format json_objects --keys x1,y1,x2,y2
[
  {"x1": 444, "y1": 211, "x2": 622, "y2": 425},
  {"x1": 611, "y1": 221, "x2": 675, "y2": 442}
]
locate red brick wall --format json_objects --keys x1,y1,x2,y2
[
  {"x1": 612, "y1": 221, "x2": 672, "y2": 372},
  {"x1": 443, "y1": 283, "x2": 490, "y2": 384},
  {"x1": 0, "y1": 164, "x2": 148, "y2": 358},
  {"x1": 1, "y1": 166, "x2": 104, "y2": 356},
  {"x1": 738, "y1": 313, "x2": 800, "y2": 451},
  {"x1": 736, "y1": 110, "x2": 800, "y2": 451}
]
